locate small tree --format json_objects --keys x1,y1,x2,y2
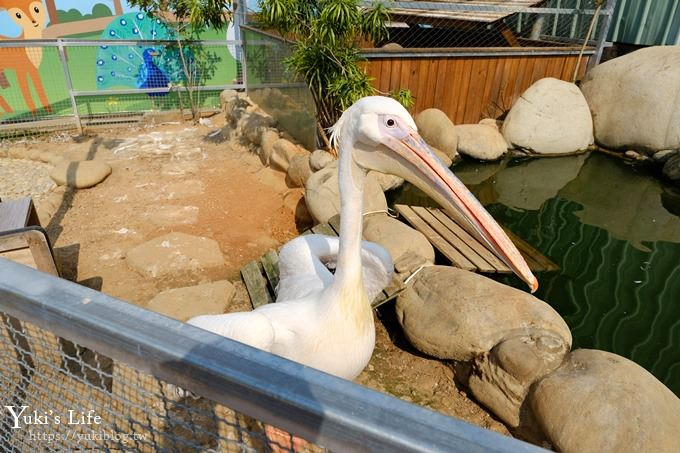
[
  {"x1": 258, "y1": 0, "x2": 412, "y2": 142},
  {"x1": 128, "y1": 0, "x2": 231, "y2": 123}
]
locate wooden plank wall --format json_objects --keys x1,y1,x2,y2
[{"x1": 363, "y1": 53, "x2": 591, "y2": 124}]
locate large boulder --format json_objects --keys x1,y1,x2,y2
[
  {"x1": 219, "y1": 89, "x2": 238, "y2": 111},
  {"x1": 270, "y1": 138, "x2": 306, "y2": 173},
  {"x1": 147, "y1": 281, "x2": 236, "y2": 322},
  {"x1": 469, "y1": 333, "x2": 568, "y2": 428},
  {"x1": 432, "y1": 147, "x2": 453, "y2": 167},
  {"x1": 258, "y1": 129, "x2": 280, "y2": 166},
  {"x1": 581, "y1": 46, "x2": 680, "y2": 153},
  {"x1": 283, "y1": 188, "x2": 314, "y2": 228},
  {"x1": 49, "y1": 160, "x2": 112, "y2": 188},
  {"x1": 304, "y1": 163, "x2": 387, "y2": 224},
  {"x1": 286, "y1": 153, "x2": 313, "y2": 188},
  {"x1": 239, "y1": 111, "x2": 276, "y2": 145},
  {"x1": 529, "y1": 349, "x2": 680, "y2": 452},
  {"x1": 309, "y1": 149, "x2": 335, "y2": 172},
  {"x1": 415, "y1": 109, "x2": 459, "y2": 159},
  {"x1": 367, "y1": 170, "x2": 405, "y2": 192},
  {"x1": 396, "y1": 266, "x2": 572, "y2": 429},
  {"x1": 396, "y1": 266, "x2": 571, "y2": 361},
  {"x1": 223, "y1": 92, "x2": 251, "y2": 127},
  {"x1": 126, "y1": 233, "x2": 225, "y2": 280},
  {"x1": 362, "y1": 215, "x2": 434, "y2": 265},
  {"x1": 502, "y1": 78, "x2": 594, "y2": 155},
  {"x1": 455, "y1": 124, "x2": 508, "y2": 161}
]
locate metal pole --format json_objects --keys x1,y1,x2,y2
[
  {"x1": 240, "y1": 17, "x2": 249, "y2": 94},
  {"x1": 0, "y1": 259, "x2": 546, "y2": 453},
  {"x1": 56, "y1": 39, "x2": 83, "y2": 135},
  {"x1": 591, "y1": 0, "x2": 617, "y2": 68}
]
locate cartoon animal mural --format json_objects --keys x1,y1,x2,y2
[
  {"x1": 95, "y1": 12, "x2": 190, "y2": 97},
  {"x1": 0, "y1": 0, "x2": 51, "y2": 115}
]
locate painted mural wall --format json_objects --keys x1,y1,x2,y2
[{"x1": 0, "y1": 1, "x2": 239, "y2": 120}]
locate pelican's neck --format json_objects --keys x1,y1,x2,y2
[{"x1": 333, "y1": 139, "x2": 366, "y2": 289}]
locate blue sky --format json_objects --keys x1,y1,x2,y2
[{"x1": 0, "y1": 1, "x2": 138, "y2": 37}]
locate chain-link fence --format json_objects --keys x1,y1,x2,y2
[
  {"x1": 0, "y1": 258, "x2": 543, "y2": 452},
  {"x1": 0, "y1": 39, "x2": 243, "y2": 141},
  {"x1": 373, "y1": 0, "x2": 612, "y2": 51},
  {"x1": 242, "y1": 27, "x2": 316, "y2": 150}
]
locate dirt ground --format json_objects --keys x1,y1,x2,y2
[{"x1": 1, "y1": 117, "x2": 508, "y2": 438}]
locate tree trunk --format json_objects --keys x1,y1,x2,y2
[
  {"x1": 113, "y1": 0, "x2": 124, "y2": 16},
  {"x1": 45, "y1": 0, "x2": 59, "y2": 25}
]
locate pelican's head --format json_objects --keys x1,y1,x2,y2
[{"x1": 331, "y1": 96, "x2": 538, "y2": 292}]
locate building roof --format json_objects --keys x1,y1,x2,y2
[{"x1": 389, "y1": 0, "x2": 545, "y2": 24}]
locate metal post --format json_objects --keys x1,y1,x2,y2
[
  {"x1": 56, "y1": 39, "x2": 83, "y2": 134},
  {"x1": 238, "y1": 1, "x2": 249, "y2": 93},
  {"x1": 591, "y1": 0, "x2": 617, "y2": 68},
  {"x1": 240, "y1": 26, "x2": 249, "y2": 94}
]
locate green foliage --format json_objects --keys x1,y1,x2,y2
[
  {"x1": 56, "y1": 5, "x2": 113, "y2": 24},
  {"x1": 128, "y1": 0, "x2": 231, "y2": 34},
  {"x1": 258, "y1": 0, "x2": 400, "y2": 129},
  {"x1": 391, "y1": 88, "x2": 414, "y2": 110}
]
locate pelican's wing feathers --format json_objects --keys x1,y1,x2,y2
[
  {"x1": 276, "y1": 234, "x2": 338, "y2": 301},
  {"x1": 276, "y1": 234, "x2": 393, "y2": 304}
]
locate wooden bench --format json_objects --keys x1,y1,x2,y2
[
  {"x1": 0, "y1": 197, "x2": 59, "y2": 276},
  {"x1": 240, "y1": 204, "x2": 557, "y2": 309},
  {"x1": 395, "y1": 204, "x2": 559, "y2": 273}
]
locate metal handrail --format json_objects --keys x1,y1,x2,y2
[{"x1": 0, "y1": 259, "x2": 544, "y2": 452}]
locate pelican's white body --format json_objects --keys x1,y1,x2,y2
[{"x1": 189, "y1": 235, "x2": 392, "y2": 379}]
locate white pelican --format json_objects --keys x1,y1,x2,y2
[
  {"x1": 188, "y1": 96, "x2": 537, "y2": 450},
  {"x1": 189, "y1": 95, "x2": 537, "y2": 377}
]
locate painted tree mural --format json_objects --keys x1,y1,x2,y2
[{"x1": 45, "y1": 0, "x2": 58, "y2": 24}]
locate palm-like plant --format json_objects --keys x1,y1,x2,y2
[{"x1": 258, "y1": 0, "x2": 412, "y2": 137}]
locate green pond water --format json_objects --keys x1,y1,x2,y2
[{"x1": 391, "y1": 152, "x2": 680, "y2": 396}]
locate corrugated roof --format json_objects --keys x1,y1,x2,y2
[
  {"x1": 609, "y1": 0, "x2": 680, "y2": 45},
  {"x1": 389, "y1": 0, "x2": 545, "y2": 24}
]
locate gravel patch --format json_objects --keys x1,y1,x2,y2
[{"x1": 0, "y1": 158, "x2": 56, "y2": 200}]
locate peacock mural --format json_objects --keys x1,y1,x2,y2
[{"x1": 95, "y1": 12, "x2": 193, "y2": 96}]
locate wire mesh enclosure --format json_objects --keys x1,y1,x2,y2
[
  {"x1": 0, "y1": 39, "x2": 244, "y2": 141},
  {"x1": 0, "y1": 316, "x2": 289, "y2": 452},
  {"x1": 242, "y1": 28, "x2": 316, "y2": 150},
  {"x1": 0, "y1": 259, "x2": 543, "y2": 453},
  {"x1": 372, "y1": 0, "x2": 611, "y2": 49},
  {"x1": 357, "y1": 0, "x2": 615, "y2": 124}
]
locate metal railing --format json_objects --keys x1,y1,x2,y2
[{"x1": 0, "y1": 258, "x2": 544, "y2": 452}]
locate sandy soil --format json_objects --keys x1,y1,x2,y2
[{"x1": 1, "y1": 117, "x2": 508, "y2": 438}]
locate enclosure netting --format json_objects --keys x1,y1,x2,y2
[
  {"x1": 0, "y1": 313, "x2": 321, "y2": 452},
  {"x1": 373, "y1": 0, "x2": 609, "y2": 49},
  {"x1": 0, "y1": 41, "x2": 241, "y2": 141}
]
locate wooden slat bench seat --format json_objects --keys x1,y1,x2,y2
[
  {"x1": 240, "y1": 204, "x2": 557, "y2": 309},
  {"x1": 395, "y1": 204, "x2": 559, "y2": 274}
]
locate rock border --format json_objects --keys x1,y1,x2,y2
[{"x1": 0, "y1": 147, "x2": 71, "y2": 225}]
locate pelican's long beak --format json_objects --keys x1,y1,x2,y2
[{"x1": 384, "y1": 129, "x2": 539, "y2": 292}]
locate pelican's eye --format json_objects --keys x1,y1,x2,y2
[{"x1": 385, "y1": 117, "x2": 396, "y2": 128}]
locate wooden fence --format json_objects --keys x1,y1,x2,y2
[{"x1": 362, "y1": 49, "x2": 592, "y2": 124}]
